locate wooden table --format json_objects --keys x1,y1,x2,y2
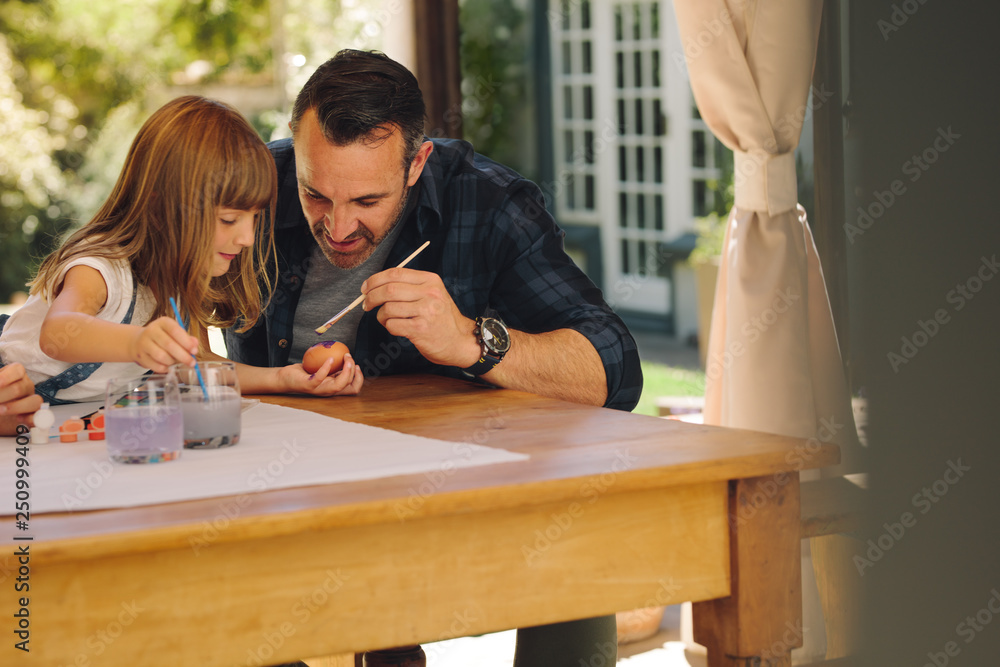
[{"x1": 4, "y1": 374, "x2": 838, "y2": 666}]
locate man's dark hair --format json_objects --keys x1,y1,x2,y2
[{"x1": 290, "y1": 49, "x2": 427, "y2": 168}]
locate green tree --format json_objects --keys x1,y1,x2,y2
[
  {"x1": 0, "y1": 34, "x2": 74, "y2": 299},
  {"x1": 691, "y1": 142, "x2": 734, "y2": 263},
  {"x1": 0, "y1": 0, "x2": 277, "y2": 301},
  {"x1": 459, "y1": 0, "x2": 533, "y2": 178},
  {"x1": 0, "y1": 0, "x2": 479, "y2": 302}
]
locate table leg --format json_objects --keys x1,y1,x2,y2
[
  {"x1": 362, "y1": 645, "x2": 426, "y2": 666},
  {"x1": 694, "y1": 474, "x2": 802, "y2": 667}
]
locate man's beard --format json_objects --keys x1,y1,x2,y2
[{"x1": 313, "y1": 184, "x2": 410, "y2": 270}]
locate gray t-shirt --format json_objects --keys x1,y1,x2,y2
[{"x1": 289, "y1": 222, "x2": 404, "y2": 364}]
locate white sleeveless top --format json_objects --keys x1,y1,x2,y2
[{"x1": 0, "y1": 256, "x2": 157, "y2": 403}]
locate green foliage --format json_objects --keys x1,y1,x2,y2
[
  {"x1": 0, "y1": 0, "x2": 533, "y2": 301},
  {"x1": 690, "y1": 213, "x2": 726, "y2": 264},
  {"x1": 170, "y1": 0, "x2": 273, "y2": 76},
  {"x1": 691, "y1": 138, "x2": 734, "y2": 263},
  {"x1": 708, "y1": 142, "x2": 735, "y2": 217},
  {"x1": 634, "y1": 361, "x2": 706, "y2": 417},
  {"x1": 0, "y1": 33, "x2": 75, "y2": 296},
  {"x1": 459, "y1": 0, "x2": 533, "y2": 178},
  {"x1": 0, "y1": 0, "x2": 278, "y2": 301}
]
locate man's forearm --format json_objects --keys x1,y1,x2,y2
[{"x1": 483, "y1": 328, "x2": 608, "y2": 407}]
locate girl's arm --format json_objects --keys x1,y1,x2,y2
[
  {"x1": 198, "y1": 331, "x2": 363, "y2": 396},
  {"x1": 39, "y1": 265, "x2": 199, "y2": 373}
]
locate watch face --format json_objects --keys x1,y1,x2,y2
[{"x1": 481, "y1": 319, "x2": 510, "y2": 354}]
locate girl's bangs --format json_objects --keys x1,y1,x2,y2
[{"x1": 217, "y1": 138, "x2": 276, "y2": 212}]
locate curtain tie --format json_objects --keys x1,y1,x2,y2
[{"x1": 733, "y1": 149, "x2": 798, "y2": 216}]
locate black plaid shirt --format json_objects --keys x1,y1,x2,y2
[{"x1": 225, "y1": 138, "x2": 642, "y2": 411}]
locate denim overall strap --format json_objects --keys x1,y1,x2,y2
[
  {"x1": 34, "y1": 281, "x2": 140, "y2": 405},
  {"x1": 0, "y1": 313, "x2": 8, "y2": 369}
]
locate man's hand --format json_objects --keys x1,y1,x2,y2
[
  {"x1": 362, "y1": 268, "x2": 481, "y2": 369},
  {"x1": 361, "y1": 267, "x2": 609, "y2": 407},
  {"x1": 0, "y1": 363, "x2": 42, "y2": 435}
]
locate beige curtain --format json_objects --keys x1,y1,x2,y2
[
  {"x1": 673, "y1": 2, "x2": 861, "y2": 662},
  {"x1": 674, "y1": 0, "x2": 857, "y2": 461}
]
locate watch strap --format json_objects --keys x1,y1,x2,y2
[{"x1": 462, "y1": 317, "x2": 506, "y2": 376}]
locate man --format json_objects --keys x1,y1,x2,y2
[{"x1": 227, "y1": 49, "x2": 642, "y2": 666}]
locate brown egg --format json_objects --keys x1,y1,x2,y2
[{"x1": 302, "y1": 340, "x2": 350, "y2": 374}]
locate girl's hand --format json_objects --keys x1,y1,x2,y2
[
  {"x1": 128, "y1": 316, "x2": 200, "y2": 373},
  {"x1": 0, "y1": 363, "x2": 43, "y2": 435},
  {"x1": 277, "y1": 353, "x2": 364, "y2": 396}
]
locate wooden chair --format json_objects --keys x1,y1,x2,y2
[{"x1": 801, "y1": 474, "x2": 866, "y2": 665}]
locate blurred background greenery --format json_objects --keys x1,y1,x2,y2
[{"x1": 0, "y1": 0, "x2": 533, "y2": 303}]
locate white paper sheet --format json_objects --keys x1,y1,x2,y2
[{"x1": 1, "y1": 401, "x2": 527, "y2": 514}]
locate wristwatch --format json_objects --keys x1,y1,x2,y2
[{"x1": 462, "y1": 316, "x2": 511, "y2": 376}]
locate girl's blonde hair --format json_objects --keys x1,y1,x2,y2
[{"x1": 31, "y1": 95, "x2": 277, "y2": 334}]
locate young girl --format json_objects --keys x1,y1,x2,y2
[{"x1": 0, "y1": 95, "x2": 360, "y2": 404}]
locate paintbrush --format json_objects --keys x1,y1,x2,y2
[
  {"x1": 315, "y1": 240, "x2": 430, "y2": 335},
  {"x1": 169, "y1": 297, "x2": 209, "y2": 401}
]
